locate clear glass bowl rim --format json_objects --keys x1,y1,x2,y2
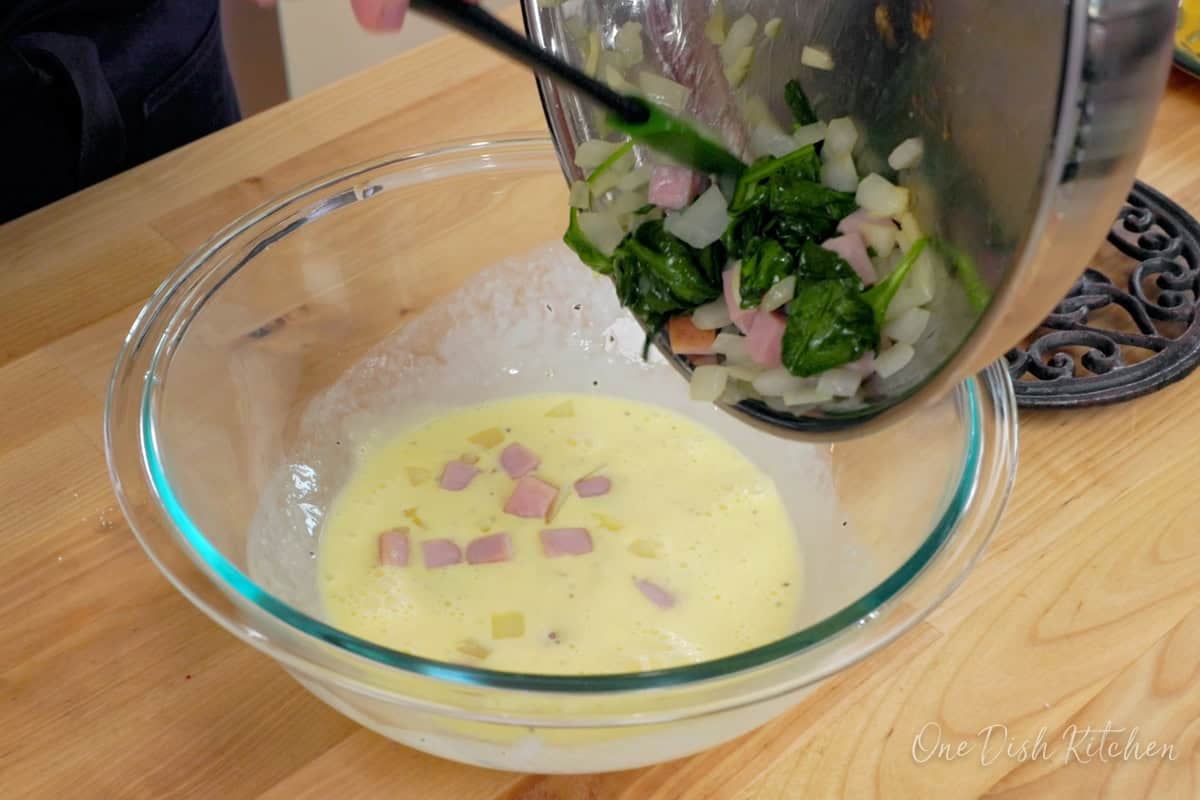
[{"x1": 107, "y1": 135, "x2": 1019, "y2": 695}]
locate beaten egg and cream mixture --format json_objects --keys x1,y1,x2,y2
[{"x1": 319, "y1": 393, "x2": 802, "y2": 674}]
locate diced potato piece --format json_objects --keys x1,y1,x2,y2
[
  {"x1": 592, "y1": 512, "x2": 624, "y2": 531},
  {"x1": 456, "y1": 639, "x2": 491, "y2": 660},
  {"x1": 405, "y1": 467, "x2": 431, "y2": 486},
  {"x1": 629, "y1": 539, "x2": 662, "y2": 558},
  {"x1": 546, "y1": 400, "x2": 576, "y2": 418},
  {"x1": 468, "y1": 428, "x2": 505, "y2": 449},
  {"x1": 492, "y1": 612, "x2": 526, "y2": 640}
]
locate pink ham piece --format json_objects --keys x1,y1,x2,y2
[
  {"x1": 574, "y1": 476, "x2": 612, "y2": 498},
  {"x1": 746, "y1": 311, "x2": 786, "y2": 367},
  {"x1": 848, "y1": 352, "x2": 876, "y2": 376},
  {"x1": 837, "y1": 209, "x2": 890, "y2": 239},
  {"x1": 377, "y1": 529, "x2": 410, "y2": 567},
  {"x1": 540, "y1": 528, "x2": 594, "y2": 557},
  {"x1": 635, "y1": 578, "x2": 676, "y2": 609},
  {"x1": 499, "y1": 443, "x2": 540, "y2": 479},
  {"x1": 421, "y1": 538, "x2": 462, "y2": 569},
  {"x1": 440, "y1": 460, "x2": 480, "y2": 491},
  {"x1": 466, "y1": 532, "x2": 514, "y2": 565},
  {"x1": 647, "y1": 166, "x2": 705, "y2": 211},
  {"x1": 723, "y1": 267, "x2": 758, "y2": 334},
  {"x1": 503, "y1": 476, "x2": 559, "y2": 520},
  {"x1": 821, "y1": 233, "x2": 876, "y2": 286}
]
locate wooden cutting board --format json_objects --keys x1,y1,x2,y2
[{"x1": 2, "y1": 11, "x2": 1200, "y2": 798}]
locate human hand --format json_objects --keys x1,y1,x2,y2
[{"x1": 254, "y1": 0, "x2": 480, "y2": 32}]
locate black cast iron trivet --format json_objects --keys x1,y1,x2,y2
[{"x1": 1006, "y1": 181, "x2": 1200, "y2": 409}]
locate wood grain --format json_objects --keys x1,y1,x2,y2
[{"x1": 1, "y1": 13, "x2": 1199, "y2": 798}]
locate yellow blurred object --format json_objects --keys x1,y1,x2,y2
[{"x1": 1180, "y1": 0, "x2": 1200, "y2": 57}]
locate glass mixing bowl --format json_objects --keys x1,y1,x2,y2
[{"x1": 106, "y1": 137, "x2": 1017, "y2": 774}]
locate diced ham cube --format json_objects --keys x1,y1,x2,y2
[
  {"x1": 574, "y1": 476, "x2": 612, "y2": 498},
  {"x1": 466, "y1": 532, "x2": 514, "y2": 565},
  {"x1": 746, "y1": 311, "x2": 786, "y2": 367},
  {"x1": 723, "y1": 267, "x2": 758, "y2": 334},
  {"x1": 848, "y1": 352, "x2": 876, "y2": 376},
  {"x1": 821, "y1": 233, "x2": 876, "y2": 286},
  {"x1": 377, "y1": 529, "x2": 410, "y2": 567},
  {"x1": 667, "y1": 316, "x2": 717, "y2": 355},
  {"x1": 634, "y1": 578, "x2": 676, "y2": 609},
  {"x1": 647, "y1": 166, "x2": 705, "y2": 210},
  {"x1": 499, "y1": 443, "x2": 540, "y2": 479},
  {"x1": 540, "y1": 528, "x2": 594, "y2": 557},
  {"x1": 421, "y1": 538, "x2": 462, "y2": 568},
  {"x1": 837, "y1": 209, "x2": 888, "y2": 238},
  {"x1": 503, "y1": 476, "x2": 559, "y2": 520},
  {"x1": 440, "y1": 460, "x2": 480, "y2": 491}
]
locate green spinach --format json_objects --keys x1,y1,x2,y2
[
  {"x1": 795, "y1": 240, "x2": 863, "y2": 289},
  {"x1": 781, "y1": 239, "x2": 930, "y2": 376},
  {"x1": 739, "y1": 239, "x2": 795, "y2": 309},
  {"x1": 785, "y1": 80, "x2": 818, "y2": 127},
  {"x1": 564, "y1": 208, "x2": 613, "y2": 275}
]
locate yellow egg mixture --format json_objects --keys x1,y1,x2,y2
[{"x1": 319, "y1": 393, "x2": 802, "y2": 673}]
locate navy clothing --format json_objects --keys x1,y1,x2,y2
[{"x1": 1, "y1": 0, "x2": 241, "y2": 223}]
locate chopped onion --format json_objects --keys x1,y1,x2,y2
[
  {"x1": 569, "y1": 180, "x2": 591, "y2": 210},
  {"x1": 726, "y1": 363, "x2": 765, "y2": 382},
  {"x1": 608, "y1": 188, "x2": 650, "y2": 215},
  {"x1": 764, "y1": 17, "x2": 783, "y2": 39},
  {"x1": 783, "y1": 387, "x2": 835, "y2": 406},
  {"x1": 617, "y1": 164, "x2": 652, "y2": 191},
  {"x1": 761, "y1": 275, "x2": 797, "y2": 312},
  {"x1": 856, "y1": 173, "x2": 910, "y2": 217},
  {"x1": 720, "y1": 14, "x2": 759, "y2": 66},
  {"x1": 793, "y1": 121, "x2": 828, "y2": 149},
  {"x1": 713, "y1": 332, "x2": 751, "y2": 362},
  {"x1": 689, "y1": 365, "x2": 729, "y2": 402},
  {"x1": 910, "y1": 249, "x2": 937, "y2": 299},
  {"x1": 705, "y1": 0, "x2": 727, "y2": 44},
  {"x1": 753, "y1": 367, "x2": 813, "y2": 397},
  {"x1": 576, "y1": 211, "x2": 626, "y2": 256},
  {"x1": 564, "y1": 14, "x2": 587, "y2": 40},
  {"x1": 574, "y1": 139, "x2": 623, "y2": 171},
  {"x1": 585, "y1": 30, "x2": 602, "y2": 77},
  {"x1": 604, "y1": 65, "x2": 637, "y2": 94},
  {"x1": 821, "y1": 151, "x2": 859, "y2": 192},
  {"x1": 883, "y1": 307, "x2": 931, "y2": 345},
  {"x1": 888, "y1": 137, "x2": 925, "y2": 170},
  {"x1": 752, "y1": 122, "x2": 800, "y2": 159},
  {"x1": 895, "y1": 211, "x2": 924, "y2": 251},
  {"x1": 860, "y1": 219, "x2": 898, "y2": 258},
  {"x1": 614, "y1": 22, "x2": 644, "y2": 67},
  {"x1": 740, "y1": 95, "x2": 773, "y2": 128},
  {"x1": 663, "y1": 185, "x2": 730, "y2": 249},
  {"x1": 824, "y1": 117, "x2": 859, "y2": 156},
  {"x1": 816, "y1": 367, "x2": 863, "y2": 398},
  {"x1": 885, "y1": 287, "x2": 929, "y2": 320},
  {"x1": 801, "y1": 45, "x2": 834, "y2": 71},
  {"x1": 591, "y1": 166, "x2": 625, "y2": 196},
  {"x1": 692, "y1": 299, "x2": 733, "y2": 330},
  {"x1": 875, "y1": 343, "x2": 915, "y2": 378},
  {"x1": 638, "y1": 72, "x2": 691, "y2": 114},
  {"x1": 724, "y1": 46, "x2": 756, "y2": 88}
]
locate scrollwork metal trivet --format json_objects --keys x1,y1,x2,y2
[{"x1": 1006, "y1": 181, "x2": 1200, "y2": 409}]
